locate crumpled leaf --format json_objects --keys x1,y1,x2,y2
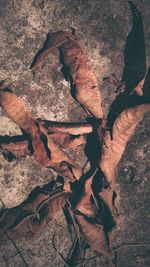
[
  {"x1": 0, "y1": 133, "x2": 86, "y2": 162},
  {"x1": 100, "y1": 104, "x2": 150, "y2": 186},
  {"x1": 0, "y1": 182, "x2": 68, "y2": 239},
  {"x1": 0, "y1": 85, "x2": 82, "y2": 181},
  {"x1": 30, "y1": 31, "x2": 71, "y2": 70},
  {"x1": 30, "y1": 30, "x2": 103, "y2": 119},
  {"x1": 46, "y1": 132, "x2": 86, "y2": 150},
  {"x1": 71, "y1": 173, "x2": 110, "y2": 256},
  {"x1": 74, "y1": 211, "x2": 110, "y2": 256}
]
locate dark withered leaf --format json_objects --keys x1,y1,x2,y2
[
  {"x1": 0, "y1": 184, "x2": 68, "y2": 239},
  {"x1": 121, "y1": 1, "x2": 146, "y2": 94}
]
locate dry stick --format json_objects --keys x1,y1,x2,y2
[
  {"x1": 0, "y1": 198, "x2": 5, "y2": 210},
  {"x1": 1, "y1": 198, "x2": 28, "y2": 266},
  {"x1": 83, "y1": 255, "x2": 99, "y2": 267},
  {"x1": 52, "y1": 218, "x2": 66, "y2": 230},
  {"x1": 63, "y1": 202, "x2": 86, "y2": 265},
  {"x1": 52, "y1": 234, "x2": 70, "y2": 267},
  {"x1": 4, "y1": 231, "x2": 29, "y2": 267},
  {"x1": 66, "y1": 236, "x2": 86, "y2": 266}
]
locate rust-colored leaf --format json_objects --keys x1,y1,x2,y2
[
  {"x1": 74, "y1": 212, "x2": 110, "y2": 256},
  {"x1": 30, "y1": 31, "x2": 71, "y2": 70},
  {"x1": 0, "y1": 86, "x2": 82, "y2": 181},
  {"x1": 100, "y1": 104, "x2": 150, "y2": 186},
  {"x1": 73, "y1": 171, "x2": 113, "y2": 255},
  {"x1": 0, "y1": 87, "x2": 33, "y2": 132},
  {"x1": 30, "y1": 30, "x2": 103, "y2": 119},
  {"x1": 0, "y1": 133, "x2": 86, "y2": 162}
]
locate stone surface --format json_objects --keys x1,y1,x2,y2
[
  {"x1": 0, "y1": 0, "x2": 150, "y2": 266},
  {"x1": 117, "y1": 245, "x2": 150, "y2": 267}
]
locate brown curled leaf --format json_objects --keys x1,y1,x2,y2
[
  {"x1": 0, "y1": 86, "x2": 82, "y2": 181},
  {"x1": 30, "y1": 31, "x2": 72, "y2": 70},
  {"x1": 30, "y1": 30, "x2": 103, "y2": 119},
  {"x1": 100, "y1": 104, "x2": 150, "y2": 187},
  {"x1": 73, "y1": 170, "x2": 115, "y2": 255},
  {"x1": 74, "y1": 212, "x2": 110, "y2": 256},
  {"x1": 0, "y1": 183, "x2": 68, "y2": 239}
]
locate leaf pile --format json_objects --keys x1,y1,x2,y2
[{"x1": 0, "y1": 1, "x2": 150, "y2": 265}]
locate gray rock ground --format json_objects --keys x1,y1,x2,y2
[{"x1": 0, "y1": 0, "x2": 149, "y2": 266}]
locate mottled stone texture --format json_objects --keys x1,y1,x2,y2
[{"x1": 0, "y1": 0, "x2": 150, "y2": 266}]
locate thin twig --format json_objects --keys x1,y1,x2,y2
[
  {"x1": 52, "y1": 234, "x2": 70, "y2": 267},
  {"x1": 5, "y1": 231, "x2": 29, "y2": 267},
  {"x1": 83, "y1": 255, "x2": 99, "y2": 267}
]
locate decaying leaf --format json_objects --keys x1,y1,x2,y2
[
  {"x1": 72, "y1": 169, "x2": 117, "y2": 255},
  {"x1": 74, "y1": 212, "x2": 110, "y2": 256},
  {"x1": 0, "y1": 85, "x2": 82, "y2": 181},
  {"x1": 30, "y1": 30, "x2": 103, "y2": 119},
  {"x1": 100, "y1": 104, "x2": 150, "y2": 186},
  {"x1": 0, "y1": 133, "x2": 86, "y2": 162},
  {"x1": 0, "y1": 182, "x2": 69, "y2": 239},
  {"x1": 71, "y1": 172, "x2": 107, "y2": 255},
  {"x1": 39, "y1": 119, "x2": 94, "y2": 149}
]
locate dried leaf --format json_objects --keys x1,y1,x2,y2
[
  {"x1": 0, "y1": 183, "x2": 68, "y2": 239},
  {"x1": 30, "y1": 31, "x2": 71, "y2": 70},
  {"x1": 74, "y1": 212, "x2": 110, "y2": 256},
  {"x1": 0, "y1": 86, "x2": 82, "y2": 181},
  {"x1": 120, "y1": 1, "x2": 146, "y2": 94},
  {"x1": 100, "y1": 104, "x2": 150, "y2": 186},
  {"x1": 0, "y1": 87, "x2": 33, "y2": 132},
  {"x1": 47, "y1": 132, "x2": 86, "y2": 150},
  {"x1": 73, "y1": 170, "x2": 115, "y2": 255},
  {"x1": 30, "y1": 30, "x2": 103, "y2": 119}
]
